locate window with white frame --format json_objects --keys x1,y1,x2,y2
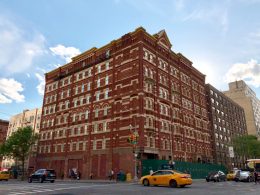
[
  {"x1": 94, "y1": 123, "x2": 98, "y2": 132},
  {"x1": 97, "y1": 78, "x2": 100, "y2": 88},
  {"x1": 86, "y1": 96, "x2": 90, "y2": 104},
  {"x1": 104, "y1": 107, "x2": 108, "y2": 116},
  {"x1": 95, "y1": 108, "x2": 99, "y2": 117},
  {"x1": 96, "y1": 92, "x2": 100, "y2": 101},
  {"x1": 104, "y1": 90, "x2": 109, "y2": 99},
  {"x1": 144, "y1": 67, "x2": 148, "y2": 76},
  {"x1": 85, "y1": 110, "x2": 89, "y2": 119},
  {"x1": 105, "y1": 76, "x2": 109, "y2": 85},
  {"x1": 81, "y1": 84, "x2": 84, "y2": 92},
  {"x1": 98, "y1": 65, "x2": 101, "y2": 73},
  {"x1": 87, "y1": 83, "x2": 91, "y2": 91},
  {"x1": 102, "y1": 139, "x2": 106, "y2": 149},
  {"x1": 106, "y1": 62, "x2": 109, "y2": 70},
  {"x1": 144, "y1": 51, "x2": 148, "y2": 59},
  {"x1": 103, "y1": 122, "x2": 107, "y2": 131}
]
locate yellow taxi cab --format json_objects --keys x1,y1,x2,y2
[
  {"x1": 140, "y1": 170, "x2": 192, "y2": 188},
  {"x1": 0, "y1": 171, "x2": 10, "y2": 181},
  {"x1": 227, "y1": 169, "x2": 239, "y2": 181}
]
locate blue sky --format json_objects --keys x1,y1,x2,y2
[{"x1": 1, "y1": 0, "x2": 260, "y2": 120}]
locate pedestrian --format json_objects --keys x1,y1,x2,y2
[
  {"x1": 254, "y1": 169, "x2": 258, "y2": 184},
  {"x1": 149, "y1": 169, "x2": 153, "y2": 175},
  {"x1": 110, "y1": 169, "x2": 115, "y2": 180},
  {"x1": 89, "y1": 172, "x2": 93, "y2": 179},
  {"x1": 77, "y1": 171, "x2": 81, "y2": 180}
]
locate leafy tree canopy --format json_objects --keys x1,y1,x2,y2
[
  {"x1": 233, "y1": 135, "x2": 260, "y2": 159},
  {"x1": 0, "y1": 126, "x2": 39, "y2": 180}
]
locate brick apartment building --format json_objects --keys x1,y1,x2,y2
[
  {"x1": 37, "y1": 27, "x2": 213, "y2": 179},
  {"x1": 206, "y1": 84, "x2": 247, "y2": 169},
  {"x1": 0, "y1": 119, "x2": 9, "y2": 169}
]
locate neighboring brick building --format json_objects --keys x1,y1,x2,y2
[
  {"x1": 0, "y1": 119, "x2": 9, "y2": 169},
  {"x1": 224, "y1": 80, "x2": 260, "y2": 139},
  {"x1": 206, "y1": 84, "x2": 247, "y2": 169},
  {"x1": 37, "y1": 27, "x2": 213, "y2": 179},
  {"x1": 1, "y1": 108, "x2": 42, "y2": 169}
]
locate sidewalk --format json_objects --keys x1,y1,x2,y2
[{"x1": 55, "y1": 179, "x2": 137, "y2": 184}]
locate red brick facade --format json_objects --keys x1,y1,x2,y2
[
  {"x1": 0, "y1": 119, "x2": 9, "y2": 169},
  {"x1": 36, "y1": 27, "x2": 213, "y2": 179}
]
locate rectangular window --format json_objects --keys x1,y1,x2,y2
[
  {"x1": 105, "y1": 90, "x2": 108, "y2": 99},
  {"x1": 104, "y1": 107, "x2": 108, "y2": 116},
  {"x1": 81, "y1": 84, "x2": 84, "y2": 92},
  {"x1": 98, "y1": 65, "x2": 101, "y2": 73},
  {"x1": 86, "y1": 96, "x2": 90, "y2": 104},
  {"x1": 104, "y1": 122, "x2": 107, "y2": 131},
  {"x1": 97, "y1": 79, "x2": 100, "y2": 88},
  {"x1": 85, "y1": 110, "x2": 89, "y2": 119},
  {"x1": 106, "y1": 62, "x2": 109, "y2": 70},
  {"x1": 75, "y1": 87, "x2": 78, "y2": 95},
  {"x1": 105, "y1": 76, "x2": 109, "y2": 85},
  {"x1": 95, "y1": 109, "x2": 99, "y2": 117},
  {"x1": 96, "y1": 92, "x2": 100, "y2": 101},
  {"x1": 102, "y1": 140, "x2": 106, "y2": 149}
]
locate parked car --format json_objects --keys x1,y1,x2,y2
[
  {"x1": 0, "y1": 171, "x2": 10, "y2": 181},
  {"x1": 206, "y1": 171, "x2": 226, "y2": 182},
  {"x1": 140, "y1": 170, "x2": 192, "y2": 188},
  {"x1": 234, "y1": 170, "x2": 254, "y2": 182},
  {"x1": 28, "y1": 169, "x2": 56, "y2": 183},
  {"x1": 227, "y1": 169, "x2": 240, "y2": 181}
]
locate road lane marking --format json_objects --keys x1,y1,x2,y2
[{"x1": 8, "y1": 184, "x2": 114, "y2": 195}]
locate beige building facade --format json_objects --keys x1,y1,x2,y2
[
  {"x1": 1, "y1": 108, "x2": 42, "y2": 169},
  {"x1": 224, "y1": 80, "x2": 260, "y2": 139}
]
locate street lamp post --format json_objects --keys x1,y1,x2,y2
[
  {"x1": 129, "y1": 124, "x2": 139, "y2": 181},
  {"x1": 134, "y1": 151, "x2": 138, "y2": 180}
]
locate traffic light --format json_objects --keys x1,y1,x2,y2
[
  {"x1": 132, "y1": 134, "x2": 137, "y2": 144},
  {"x1": 127, "y1": 133, "x2": 139, "y2": 144}
]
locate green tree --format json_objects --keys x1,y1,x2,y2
[
  {"x1": 0, "y1": 126, "x2": 39, "y2": 180},
  {"x1": 233, "y1": 135, "x2": 260, "y2": 159}
]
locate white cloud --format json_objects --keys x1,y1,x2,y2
[
  {"x1": 35, "y1": 73, "x2": 45, "y2": 96},
  {"x1": 225, "y1": 59, "x2": 260, "y2": 87},
  {"x1": 49, "y1": 44, "x2": 81, "y2": 63},
  {"x1": 0, "y1": 15, "x2": 46, "y2": 74},
  {"x1": 0, "y1": 78, "x2": 25, "y2": 103}
]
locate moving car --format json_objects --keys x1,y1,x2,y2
[
  {"x1": 140, "y1": 170, "x2": 192, "y2": 188},
  {"x1": 227, "y1": 169, "x2": 240, "y2": 181},
  {"x1": 234, "y1": 170, "x2": 254, "y2": 182},
  {"x1": 28, "y1": 169, "x2": 56, "y2": 183},
  {"x1": 0, "y1": 171, "x2": 10, "y2": 181},
  {"x1": 206, "y1": 171, "x2": 226, "y2": 182}
]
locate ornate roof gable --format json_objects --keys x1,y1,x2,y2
[{"x1": 154, "y1": 30, "x2": 172, "y2": 50}]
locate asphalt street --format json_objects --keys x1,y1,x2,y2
[{"x1": 0, "y1": 180, "x2": 259, "y2": 195}]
